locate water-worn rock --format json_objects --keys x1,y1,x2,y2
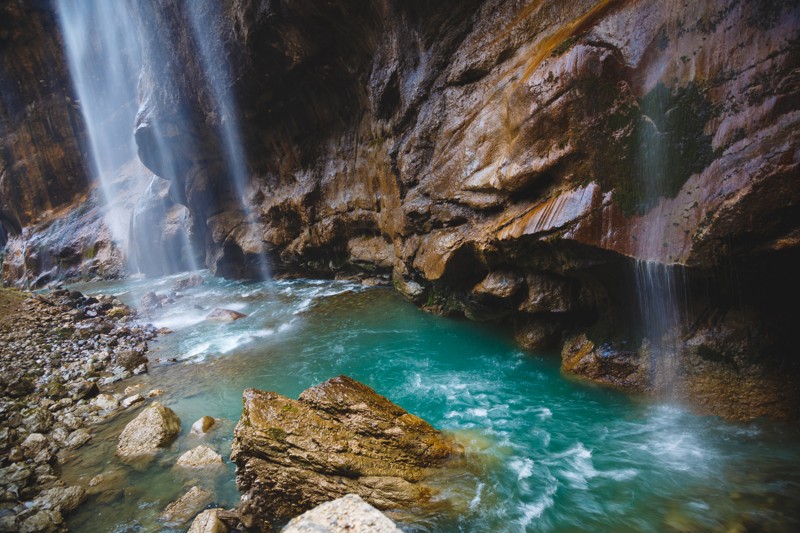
[
  {"x1": 232, "y1": 375, "x2": 464, "y2": 529},
  {"x1": 176, "y1": 445, "x2": 223, "y2": 468},
  {"x1": 160, "y1": 486, "x2": 213, "y2": 526},
  {"x1": 190, "y1": 415, "x2": 216, "y2": 435},
  {"x1": 116, "y1": 401, "x2": 181, "y2": 462},
  {"x1": 172, "y1": 274, "x2": 204, "y2": 293},
  {"x1": 93, "y1": 393, "x2": 120, "y2": 411},
  {"x1": 187, "y1": 509, "x2": 227, "y2": 533},
  {"x1": 282, "y1": 494, "x2": 402, "y2": 533},
  {"x1": 206, "y1": 308, "x2": 247, "y2": 322},
  {"x1": 32, "y1": 485, "x2": 87, "y2": 513}
]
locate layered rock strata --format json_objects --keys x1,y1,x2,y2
[{"x1": 231, "y1": 375, "x2": 464, "y2": 530}]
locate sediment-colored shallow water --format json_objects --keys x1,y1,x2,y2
[{"x1": 65, "y1": 272, "x2": 800, "y2": 532}]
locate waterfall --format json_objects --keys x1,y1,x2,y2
[
  {"x1": 633, "y1": 90, "x2": 687, "y2": 394},
  {"x1": 55, "y1": 0, "x2": 140, "y2": 251},
  {"x1": 185, "y1": 2, "x2": 271, "y2": 280},
  {"x1": 56, "y1": 1, "x2": 202, "y2": 276}
]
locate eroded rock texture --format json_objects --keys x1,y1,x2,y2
[{"x1": 231, "y1": 376, "x2": 464, "y2": 530}]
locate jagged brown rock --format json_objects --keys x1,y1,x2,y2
[{"x1": 231, "y1": 375, "x2": 464, "y2": 530}]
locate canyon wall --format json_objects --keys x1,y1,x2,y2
[
  {"x1": 2, "y1": 0, "x2": 799, "y2": 418},
  {"x1": 0, "y1": 1, "x2": 88, "y2": 244}
]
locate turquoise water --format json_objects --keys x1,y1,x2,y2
[{"x1": 66, "y1": 273, "x2": 800, "y2": 532}]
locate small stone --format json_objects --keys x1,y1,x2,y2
[
  {"x1": 176, "y1": 445, "x2": 223, "y2": 468},
  {"x1": 19, "y1": 510, "x2": 63, "y2": 533},
  {"x1": 121, "y1": 394, "x2": 144, "y2": 409},
  {"x1": 146, "y1": 389, "x2": 164, "y2": 398},
  {"x1": 92, "y1": 394, "x2": 120, "y2": 411},
  {"x1": 21, "y1": 433, "x2": 48, "y2": 457},
  {"x1": 65, "y1": 429, "x2": 91, "y2": 450},
  {"x1": 87, "y1": 468, "x2": 128, "y2": 495},
  {"x1": 190, "y1": 416, "x2": 215, "y2": 435},
  {"x1": 32, "y1": 486, "x2": 87, "y2": 513},
  {"x1": 123, "y1": 384, "x2": 142, "y2": 395},
  {"x1": 160, "y1": 486, "x2": 213, "y2": 526}
]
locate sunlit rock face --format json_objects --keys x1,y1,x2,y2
[{"x1": 0, "y1": 2, "x2": 88, "y2": 242}]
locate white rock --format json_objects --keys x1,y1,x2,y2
[
  {"x1": 116, "y1": 402, "x2": 181, "y2": 461},
  {"x1": 121, "y1": 394, "x2": 144, "y2": 409},
  {"x1": 281, "y1": 494, "x2": 402, "y2": 533},
  {"x1": 188, "y1": 509, "x2": 227, "y2": 533},
  {"x1": 92, "y1": 394, "x2": 119, "y2": 411},
  {"x1": 176, "y1": 445, "x2": 223, "y2": 468},
  {"x1": 21, "y1": 433, "x2": 48, "y2": 457},
  {"x1": 160, "y1": 486, "x2": 213, "y2": 526}
]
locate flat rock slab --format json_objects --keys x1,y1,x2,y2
[
  {"x1": 231, "y1": 375, "x2": 463, "y2": 529},
  {"x1": 282, "y1": 494, "x2": 402, "y2": 533}
]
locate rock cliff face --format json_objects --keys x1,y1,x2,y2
[
  {"x1": 2, "y1": 0, "x2": 799, "y2": 418},
  {"x1": 0, "y1": 1, "x2": 89, "y2": 246}
]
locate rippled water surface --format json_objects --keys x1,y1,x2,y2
[{"x1": 66, "y1": 273, "x2": 800, "y2": 532}]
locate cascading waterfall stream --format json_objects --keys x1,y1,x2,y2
[
  {"x1": 57, "y1": 1, "x2": 205, "y2": 277},
  {"x1": 185, "y1": 2, "x2": 271, "y2": 280},
  {"x1": 55, "y1": 0, "x2": 140, "y2": 253},
  {"x1": 633, "y1": 93, "x2": 687, "y2": 394}
]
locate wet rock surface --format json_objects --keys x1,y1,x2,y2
[
  {"x1": 115, "y1": 401, "x2": 181, "y2": 463},
  {"x1": 0, "y1": 288, "x2": 157, "y2": 531},
  {"x1": 231, "y1": 375, "x2": 464, "y2": 530},
  {"x1": 282, "y1": 494, "x2": 402, "y2": 533}
]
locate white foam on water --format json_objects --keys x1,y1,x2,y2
[
  {"x1": 151, "y1": 312, "x2": 206, "y2": 330},
  {"x1": 469, "y1": 482, "x2": 484, "y2": 510},
  {"x1": 512, "y1": 457, "x2": 535, "y2": 481},
  {"x1": 518, "y1": 474, "x2": 558, "y2": 530},
  {"x1": 467, "y1": 408, "x2": 489, "y2": 418},
  {"x1": 537, "y1": 407, "x2": 553, "y2": 420}
]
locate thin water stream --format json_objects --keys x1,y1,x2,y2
[{"x1": 63, "y1": 273, "x2": 800, "y2": 532}]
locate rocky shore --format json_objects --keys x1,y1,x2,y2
[{"x1": 0, "y1": 288, "x2": 157, "y2": 532}]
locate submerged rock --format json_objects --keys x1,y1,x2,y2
[
  {"x1": 207, "y1": 308, "x2": 247, "y2": 322},
  {"x1": 160, "y1": 486, "x2": 214, "y2": 527},
  {"x1": 172, "y1": 274, "x2": 204, "y2": 293},
  {"x1": 282, "y1": 494, "x2": 402, "y2": 533},
  {"x1": 231, "y1": 375, "x2": 464, "y2": 529},
  {"x1": 116, "y1": 401, "x2": 181, "y2": 462},
  {"x1": 176, "y1": 445, "x2": 223, "y2": 468}
]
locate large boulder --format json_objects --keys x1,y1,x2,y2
[
  {"x1": 231, "y1": 376, "x2": 464, "y2": 529},
  {"x1": 282, "y1": 494, "x2": 402, "y2": 533},
  {"x1": 116, "y1": 401, "x2": 181, "y2": 462}
]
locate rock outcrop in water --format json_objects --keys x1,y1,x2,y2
[
  {"x1": 2, "y1": 0, "x2": 799, "y2": 419},
  {"x1": 231, "y1": 375, "x2": 464, "y2": 530}
]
